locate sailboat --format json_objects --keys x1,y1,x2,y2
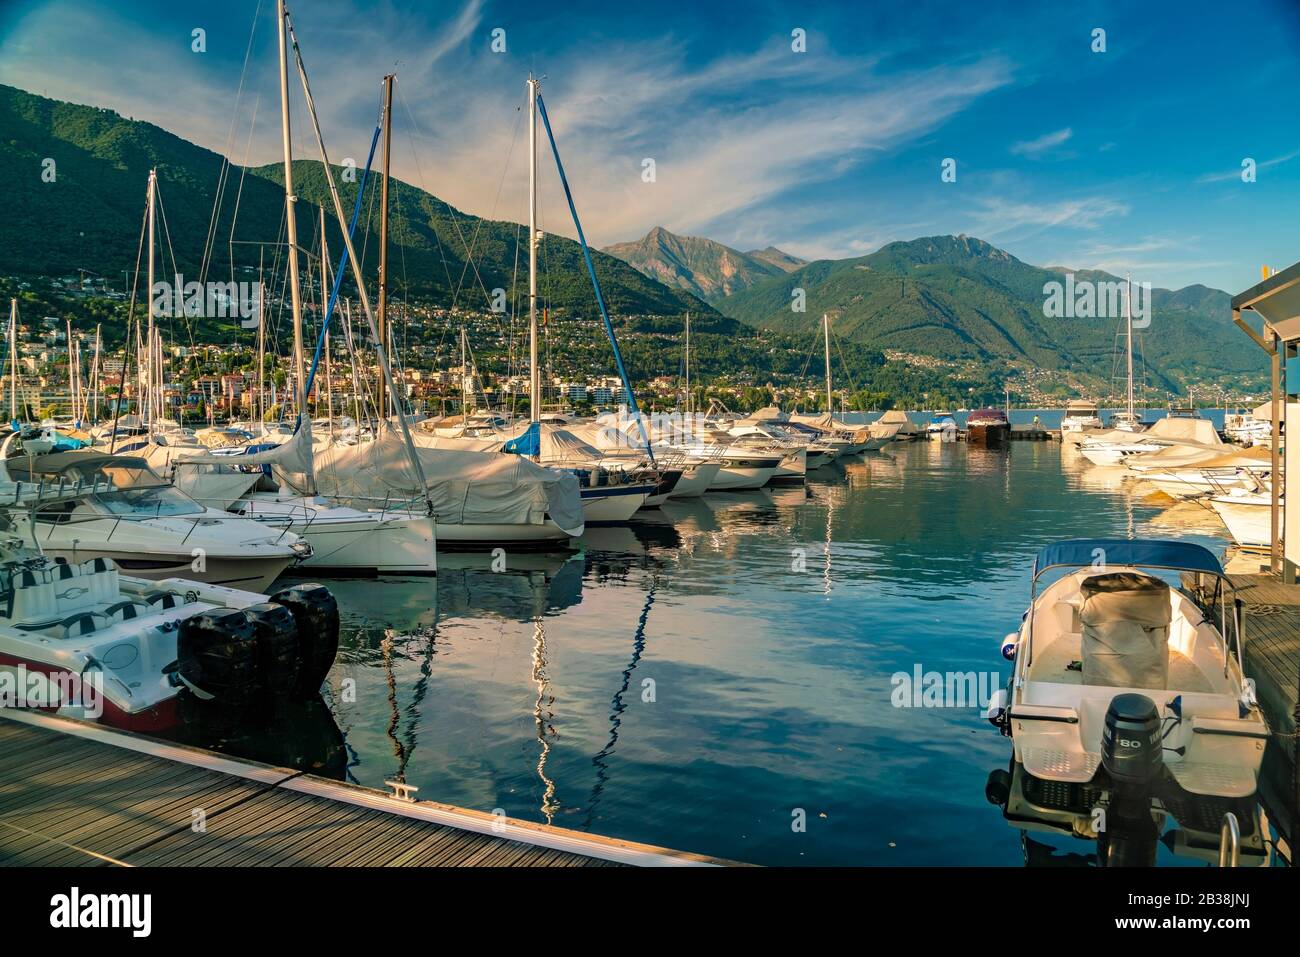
[
  {"x1": 173, "y1": 6, "x2": 438, "y2": 576},
  {"x1": 509, "y1": 74, "x2": 654, "y2": 523},
  {"x1": 1078, "y1": 277, "x2": 1154, "y2": 464},
  {"x1": 790, "y1": 314, "x2": 889, "y2": 453}
]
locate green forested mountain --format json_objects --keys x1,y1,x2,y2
[
  {"x1": 0, "y1": 83, "x2": 714, "y2": 318},
  {"x1": 601, "y1": 226, "x2": 804, "y2": 302},
  {"x1": 717, "y1": 235, "x2": 1263, "y2": 391}
]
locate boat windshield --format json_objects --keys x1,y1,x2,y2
[{"x1": 93, "y1": 485, "x2": 204, "y2": 517}]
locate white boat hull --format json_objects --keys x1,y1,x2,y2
[
  {"x1": 581, "y1": 486, "x2": 651, "y2": 523},
  {"x1": 33, "y1": 547, "x2": 291, "y2": 593},
  {"x1": 710, "y1": 465, "x2": 778, "y2": 490},
  {"x1": 1210, "y1": 496, "x2": 1272, "y2": 549},
  {"x1": 667, "y1": 462, "x2": 721, "y2": 498}
]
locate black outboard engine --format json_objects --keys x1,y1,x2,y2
[
  {"x1": 177, "y1": 607, "x2": 260, "y2": 712},
  {"x1": 1098, "y1": 693, "x2": 1163, "y2": 866},
  {"x1": 1101, "y1": 693, "x2": 1163, "y2": 787},
  {"x1": 243, "y1": 603, "x2": 301, "y2": 699},
  {"x1": 270, "y1": 583, "x2": 340, "y2": 699}
]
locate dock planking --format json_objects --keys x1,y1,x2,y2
[
  {"x1": 0, "y1": 711, "x2": 733, "y2": 867},
  {"x1": 1187, "y1": 570, "x2": 1300, "y2": 848}
]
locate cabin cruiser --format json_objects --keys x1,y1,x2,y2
[
  {"x1": 1061, "y1": 400, "x2": 1104, "y2": 445},
  {"x1": 0, "y1": 480, "x2": 339, "y2": 734},
  {"x1": 986, "y1": 540, "x2": 1267, "y2": 848},
  {"x1": 926, "y1": 412, "x2": 958, "y2": 441},
  {"x1": 966, "y1": 408, "x2": 1011, "y2": 448},
  {"x1": 1125, "y1": 445, "x2": 1271, "y2": 499},
  {"x1": 1224, "y1": 403, "x2": 1273, "y2": 447},
  {"x1": 0, "y1": 444, "x2": 309, "y2": 592}
]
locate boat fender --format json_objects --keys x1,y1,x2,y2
[
  {"x1": 984, "y1": 688, "x2": 1008, "y2": 733},
  {"x1": 1000, "y1": 632, "x2": 1019, "y2": 660},
  {"x1": 242, "y1": 602, "x2": 300, "y2": 699},
  {"x1": 270, "y1": 583, "x2": 339, "y2": 699},
  {"x1": 177, "y1": 607, "x2": 260, "y2": 708}
]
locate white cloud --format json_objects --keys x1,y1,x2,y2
[{"x1": 1009, "y1": 127, "x2": 1072, "y2": 157}]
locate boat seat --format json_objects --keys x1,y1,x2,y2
[
  {"x1": 6, "y1": 567, "x2": 58, "y2": 625},
  {"x1": 1079, "y1": 573, "x2": 1171, "y2": 689},
  {"x1": 144, "y1": 590, "x2": 184, "y2": 610},
  {"x1": 104, "y1": 600, "x2": 152, "y2": 622},
  {"x1": 59, "y1": 611, "x2": 110, "y2": 639}
]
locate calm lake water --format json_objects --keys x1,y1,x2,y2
[{"x1": 226, "y1": 435, "x2": 1246, "y2": 867}]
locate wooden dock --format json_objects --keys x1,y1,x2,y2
[
  {"x1": 0, "y1": 710, "x2": 734, "y2": 867},
  {"x1": 1189, "y1": 570, "x2": 1300, "y2": 847}
]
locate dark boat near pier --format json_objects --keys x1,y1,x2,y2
[{"x1": 966, "y1": 408, "x2": 1011, "y2": 447}]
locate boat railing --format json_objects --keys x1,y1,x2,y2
[
  {"x1": 24, "y1": 494, "x2": 300, "y2": 547},
  {"x1": 1218, "y1": 812, "x2": 1240, "y2": 867}
]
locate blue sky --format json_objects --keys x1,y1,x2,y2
[{"x1": 2, "y1": 0, "x2": 1299, "y2": 292}]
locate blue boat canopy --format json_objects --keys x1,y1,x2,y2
[{"x1": 1033, "y1": 538, "x2": 1223, "y2": 577}]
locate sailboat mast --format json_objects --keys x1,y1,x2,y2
[
  {"x1": 145, "y1": 169, "x2": 156, "y2": 428},
  {"x1": 460, "y1": 325, "x2": 469, "y2": 415},
  {"x1": 684, "y1": 311, "x2": 691, "y2": 418},
  {"x1": 376, "y1": 73, "x2": 394, "y2": 421},
  {"x1": 277, "y1": 0, "x2": 306, "y2": 419},
  {"x1": 823, "y1": 313, "x2": 833, "y2": 417},
  {"x1": 527, "y1": 74, "x2": 540, "y2": 426},
  {"x1": 1125, "y1": 274, "x2": 1135, "y2": 420},
  {"x1": 8, "y1": 298, "x2": 17, "y2": 421},
  {"x1": 320, "y1": 206, "x2": 334, "y2": 433}
]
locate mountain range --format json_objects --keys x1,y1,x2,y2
[
  {"x1": 600, "y1": 226, "x2": 804, "y2": 301},
  {"x1": 0, "y1": 83, "x2": 1264, "y2": 392},
  {"x1": 604, "y1": 230, "x2": 1263, "y2": 391},
  {"x1": 0, "y1": 83, "x2": 713, "y2": 319}
]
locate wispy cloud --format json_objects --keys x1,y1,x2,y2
[
  {"x1": 1009, "y1": 127, "x2": 1071, "y2": 157},
  {"x1": 1197, "y1": 149, "x2": 1300, "y2": 183},
  {"x1": 963, "y1": 195, "x2": 1128, "y2": 240}
]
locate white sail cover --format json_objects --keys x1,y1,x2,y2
[{"x1": 309, "y1": 428, "x2": 584, "y2": 535}]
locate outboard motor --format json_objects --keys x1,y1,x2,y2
[
  {"x1": 1101, "y1": 693, "x2": 1163, "y2": 787},
  {"x1": 243, "y1": 603, "x2": 300, "y2": 699},
  {"x1": 1098, "y1": 692, "x2": 1163, "y2": 867},
  {"x1": 177, "y1": 607, "x2": 260, "y2": 707},
  {"x1": 270, "y1": 583, "x2": 340, "y2": 699}
]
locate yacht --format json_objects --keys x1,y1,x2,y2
[
  {"x1": 0, "y1": 445, "x2": 308, "y2": 592},
  {"x1": 1060, "y1": 399, "x2": 1103, "y2": 445},
  {"x1": 986, "y1": 539, "x2": 1267, "y2": 829}
]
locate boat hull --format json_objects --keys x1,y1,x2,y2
[
  {"x1": 667, "y1": 462, "x2": 721, "y2": 498},
  {"x1": 35, "y1": 547, "x2": 291, "y2": 594},
  {"x1": 967, "y1": 423, "x2": 1010, "y2": 448},
  {"x1": 580, "y1": 485, "x2": 652, "y2": 524}
]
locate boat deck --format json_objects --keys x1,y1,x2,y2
[
  {"x1": 1187, "y1": 570, "x2": 1299, "y2": 849},
  {"x1": 0, "y1": 710, "x2": 732, "y2": 867}
]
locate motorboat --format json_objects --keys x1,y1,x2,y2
[
  {"x1": 966, "y1": 408, "x2": 1011, "y2": 448},
  {"x1": 1079, "y1": 415, "x2": 1224, "y2": 467},
  {"x1": 986, "y1": 540, "x2": 1267, "y2": 825},
  {"x1": 1224, "y1": 403, "x2": 1273, "y2": 446},
  {"x1": 1061, "y1": 399, "x2": 1103, "y2": 445},
  {"x1": 1208, "y1": 488, "x2": 1273, "y2": 550},
  {"x1": 0, "y1": 445, "x2": 309, "y2": 592},
  {"x1": 926, "y1": 412, "x2": 958, "y2": 441},
  {"x1": 0, "y1": 479, "x2": 339, "y2": 734}
]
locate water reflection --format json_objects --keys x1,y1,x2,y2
[{"x1": 224, "y1": 440, "x2": 1251, "y2": 865}]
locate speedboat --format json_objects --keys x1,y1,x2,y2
[
  {"x1": 986, "y1": 539, "x2": 1267, "y2": 824},
  {"x1": 0, "y1": 480, "x2": 339, "y2": 734},
  {"x1": 1061, "y1": 400, "x2": 1103, "y2": 445},
  {"x1": 966, "y1": 408, "x2": 1011, "y2": 448}
]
